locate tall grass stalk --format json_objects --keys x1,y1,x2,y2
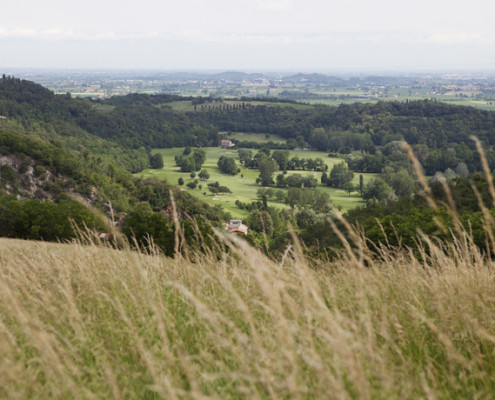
[{"x1": 1, "y1": 225, "x2": 495, "y2": 399}]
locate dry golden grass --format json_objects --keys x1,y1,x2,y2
[{"x1": 1, "y1": 230, "x2": 495, "y2": 399}]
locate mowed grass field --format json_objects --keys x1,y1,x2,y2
[{"x1": 136, "y1": 146, "x2": 378, "y2": 218}]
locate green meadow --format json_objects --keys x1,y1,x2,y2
[
  {"x1": 136, "y1": 146, "x2": 378, "y2": 219},
  {"x1": 223, "y1": 132, "x2": 287, "y2": 143}
]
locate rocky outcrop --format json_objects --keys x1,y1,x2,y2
[{"x1": 0, "y1": 154, "x2": 55, "y2": 200}]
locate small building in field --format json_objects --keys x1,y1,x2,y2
[
  {"x1": 221, "y1": 139, "x2": 235, "y2": 148},
  {"x1": 225, "y1": 219, "x2": 248, "y2": 235}
]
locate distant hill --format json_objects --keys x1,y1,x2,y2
[
  {"x1": 147, "y1": 71, "x2": 268, "y2": 82},
  {"x1": 281, "y1": 73, "x2": 346, "y2": 86}
]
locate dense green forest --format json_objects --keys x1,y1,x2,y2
[
  {"x1": 193, "y1": 100, "x2": 495, "y2": 175},
  {"x1": 2, "y1": 75, "x2": 495, "y2": 258},
  {"x1": 0, "y1": 76, "x2": 226, "y2": 248},
  {"x1": 4, "y1": 75, "x2": 495, "y2": 175}
]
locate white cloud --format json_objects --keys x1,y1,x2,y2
[
  {"x1": 169, "y1": 31, "x2": 495, "y2": 47},
  {"x1": 1, "y1": 26, "x2": 494, "y2": 48},
  {"x1": 0, "y1": 27, "x2": 160, "y2": 41}
]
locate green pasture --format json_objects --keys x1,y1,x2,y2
[
  {"x1": 283, "y1": 85, "x2": 495, "y2": 110},
  {"x1": 441, "y1": 99, "x2": 495, "y2": 110},
  {"x1": 163, "y1": 100, "x2": 195, "y2": 112},
  {"x1": 65, "y1": 92, "x2": 106, "y2": 97},
  {"x1": 306, "y1": 99, "x2": 376, "y2": 106},
  {"x1": 305, "y1": 96, "x2": 495, "y2": 110},
  {"x1": 222, "y1": 100, "x2": 311, "y2": 110},
  {"x1": 91, "y1": 91, "x2": 495, "y2": 113},
  {"x1": 135, "y1": 147, "x2": 377, "y2": 219},
  {"x1": 312, "y1": 89, "x2": 367, "y2": 96},
  {"x1": 93, "y1": 104, "x2": 116, "y2": 113},
  {"x1": 224, "y1": 132, "x2": 286, "y2": 143}
]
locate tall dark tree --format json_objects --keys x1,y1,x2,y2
[
  {"x1": 121, "y1": 209, "x2": 174, "y2": 257},
  {"x1": 150, "y1": 153, "x2": 164, "y2": 169},
  {"x1": 328, "y1": 162, "x2": 354, "y2": 188},
  {"x1": 217, "y1": 156, "x2": 239, "y2": 175},
  {"x1": 198, "y1": 169, "x2": 210, "y2": 181},
  {"x1": 238, "y1": 149, "x2": 253, "y2": 165},
  {"x1": 258, "y1": 158, "x2": 279, "y2": 186},
  {"x1": 321, "y1": 172, "x2": 328, "y2": 186},
  {"x1": 272, "y1": 150, "x2": 290, "y2": 171}
]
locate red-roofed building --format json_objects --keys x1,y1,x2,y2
[
  {"x1": 225, "y1": 219, "x2": 248, "y2": 234},
  {"x1": 221, "y1": 139, "x2": 235, "y2": 148}
]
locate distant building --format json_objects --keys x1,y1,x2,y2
[
  {"x1": 221, "y1": 139, "x2": 235, "y2": 148},
  {"x1": 225, "y1": 219, "x2": 248, "y2": 235},
  {"x1": 98, "y1": 232, "x2": 112, "y2": 240}
]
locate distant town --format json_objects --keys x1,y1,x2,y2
[{"x1": 4, "y1": 69, "x2": 495, "y2": 110}]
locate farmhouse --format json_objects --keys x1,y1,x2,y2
[
  {"x1": 221, "y1": 139, "x2": 235, "y2": 148},
  {"x1": 225, "y1": 219, "x2": 248, "y2": 235}
]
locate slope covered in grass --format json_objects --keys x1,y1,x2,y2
[{"x1": 1, "y1": 233, "x2": 495, "y2": 399}]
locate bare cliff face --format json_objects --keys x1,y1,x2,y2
[
  {"x1": 0, "y1": 154, "x2": 56, "y2": 200},
  {"x1": 0, "y1": 154, "x2": 121, "y2": 221}
]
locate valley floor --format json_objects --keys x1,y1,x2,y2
[{"x1": 136, "y1": 147, "x2": 376, "y2": 218}]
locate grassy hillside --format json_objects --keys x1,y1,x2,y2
[
  {"x1": 136, "y1": 147, "x2": 377, "y2": 218},
  {"x1": 2, "y1": 229, "x2": 495, "y2": 399}
]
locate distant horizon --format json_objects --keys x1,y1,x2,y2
[{"x1": 2, "y1": 67, "x2": 495, "y2": 76}]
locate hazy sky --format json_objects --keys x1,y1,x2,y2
[{"x1": 1, "y1": 0, "x2": 494, "y2": 71}]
